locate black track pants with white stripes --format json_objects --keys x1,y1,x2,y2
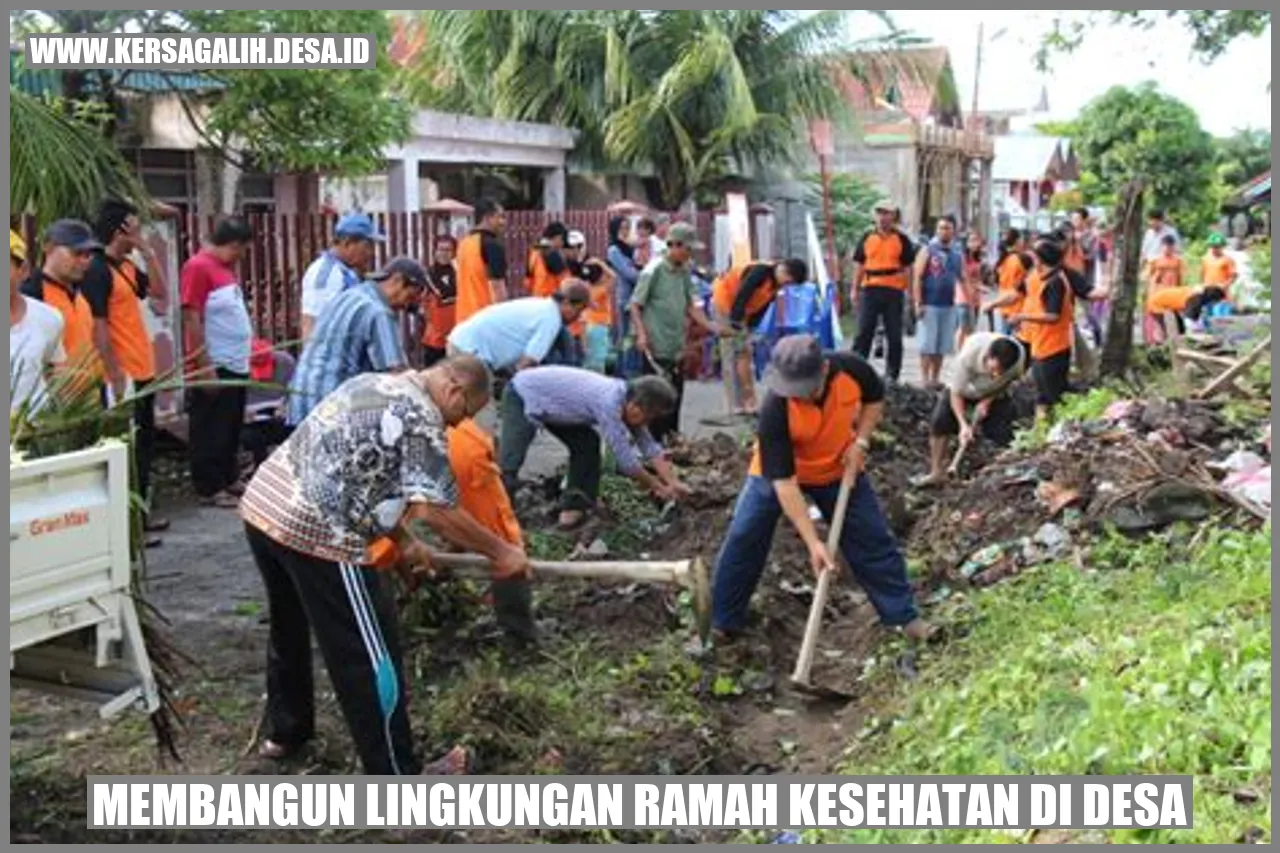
[{"x1": 244, "y1": 523, "x2": 420, "y2": 775}]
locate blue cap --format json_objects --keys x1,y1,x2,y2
[{"x1": 334, "y1": 212, "x2": 386, "y2": 243}]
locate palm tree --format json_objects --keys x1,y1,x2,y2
[
  {"x1": 399, "y1": 10, "x2": 911, "y2": 209},
  {"x1": 10, "y1": 88, "x2": 149, "y2": 229}
]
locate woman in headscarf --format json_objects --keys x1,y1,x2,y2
[{"x1": 607, "y1": 215, "x2": 640, "y2": 342}]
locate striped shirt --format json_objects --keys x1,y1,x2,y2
[
  {"x1": 287, "y1": 281, "x2": 407, "y2": 426},
  {"x1": 242, "y1": 372, "x2": 458, "y2": 564},
  {"x1": 509, "y1": 366, "x2": 663, "y2": 476},
  {"x1": 300, "y1": 249, "x2": 361, "y2": 320}
]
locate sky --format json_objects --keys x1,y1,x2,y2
[{"x1": 853, "y1": 10, "x2": 1272, "y2": 137}]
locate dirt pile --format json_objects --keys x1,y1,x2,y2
[{"x1": 904, "y1": 396, "x2": 1270, "y2": 592}]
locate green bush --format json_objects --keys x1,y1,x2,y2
[{"x1": 1249, "y1": 241, "x2": 1271, "y2": 307}]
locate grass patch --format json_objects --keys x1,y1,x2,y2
[
  {"x1": 1012, "y1": 385, "x2": 1122, "y2": 450},
  {"x1": 814, "y1": 526, "x2": 1271, "y2": 844}
]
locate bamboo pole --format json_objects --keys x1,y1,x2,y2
[
  {"x1": 1196, "y1": 334, "x2": 1271, "y2": 400},
  {"x1": 425, "y1": 553, "x2": 694, "y2": 587}
]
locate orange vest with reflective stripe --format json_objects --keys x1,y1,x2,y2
[{"x1": 747, "y1": 372, "x2": 864, "y2": 486}]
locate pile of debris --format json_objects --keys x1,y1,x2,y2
[{"x1": 906, "y1": 396, "x2": 1271, "y2": 593}]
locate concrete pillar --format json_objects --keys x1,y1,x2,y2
[
  {"x1": 387, "y1": 156, "x2": 421, "y2": 213},
  {"x1": 195, "y1": 148, "x2": 239, "y2": 216},
  {"x1": 977, "y1": 159, "x2": 994, "y2": 244},
  {"x1": 542, "y1": 166, "x2": 566, "y2": 214}
]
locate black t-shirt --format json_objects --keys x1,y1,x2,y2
[
  {"x1": 478, "y1": 230, "x2": 506, "y2": 279},
  {"x1": 428, "y1": 262, "x2": 457, "y2": 304},
  {"x1": 1041, "y1": 274, "x2": 1066, "y2": 316},
  {"x1": 756, "y1": 351, "x2": 886, "y2": 480}
]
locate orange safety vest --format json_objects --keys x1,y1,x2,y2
[
  {"x1": 747, "y1": 370, "x2": 864, "y2": 486},
  {"x1": 365, "y1": 419, "x2": 522, "y2": 569},
  {"x1": 34, "y1": 274, "x2": 102, "y2": 383},
  {"x1": 583, "y1": 280, "x2": 612, "y2": 327},
  {"x1": 1023, "y1": 269, "x2": 1075, "y2": 361},
  {"x1": 1201, "y1": 253, "x2": 1237, "y2": 290},
  {"x1": 526, "y1": 248, "x2": 568, "y2": 299},
  {"x1": 456, "y1": 230, "x2": 499, "y2": 323},
  {"x1": 996, "y1": 252, "x2": 1030, "y2": 319},
  {"x1": 1146, "y1": 286, "x2": 1195, "y2": 315},
  {"x1": 712, "y1": 262, "x2": 778, "y2": 323},
  {"x1": 858, "y1": 230, "x2": 913, "y2": 291}
]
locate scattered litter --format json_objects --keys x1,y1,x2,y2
[
  {"x1": 1104, "y1": 400, "x2": 1139, "y2": 422},
  {"x1": 960, "y1": 544, "x2": 1006, "y2": 579},
  {"x1": 1223, "y1": 466, "x2": 1271, "y2": 515},
  {"x1": 1036, "y1": 481, "x2": 1084, "y2": 516},
  {"x1": 1033, "y1": 523, "x2": 1071, "y2": 558},
  {"x1": 584, "y1": 538, "x2": 611, "y2": 558},
  {"x1": 771, "y1": 831, "x2": 803, "y2": 844},
  {"x1": 1210, "y1": 450, "x2": 1267, "y2": 476}
]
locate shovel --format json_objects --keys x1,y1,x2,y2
[
  {"x1": 946, "y1": 411, "x2": 983, "y2": 477},
  {"x1": 789, "y1": 465, "x2": 858, "y2": 703},
  {"x1": 423, "y1": 553, "x2": 712, "y2": 646}
]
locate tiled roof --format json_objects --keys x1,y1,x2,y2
[{"x1": 835, "y1": 46, "x2": 956, "y2": 124}]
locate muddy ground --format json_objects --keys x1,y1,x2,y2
[{"x1": 10, "y1": 373, "x2": 1266, "y2": 843}]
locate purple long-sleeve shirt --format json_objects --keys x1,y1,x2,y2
[{"x1": 509, "y1": 367, "x2": 664, "y2": 475}]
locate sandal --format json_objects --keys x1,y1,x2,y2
[
  {"x1": 556, "y1": 510, "x2": 588, "y2": 531},
  {"x1": 200, "y1": 491, "x2": 240, "y2": 509},
  {"x1": 257, "y1": 739, "x2": 300, "y2": 761},
  {"x1": 422, "y1": 745, "x2": 471, "y2": 776}
]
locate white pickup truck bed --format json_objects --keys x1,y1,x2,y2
[{"x1": 9, "y1": 441, "x2": 160, "y2": 720}]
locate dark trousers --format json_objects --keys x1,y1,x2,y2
[
  {"x1": 929, "y1": 391, "x2": 1017, "y2": 446},
  {"x1": 853, "y1": 287, "x2": 905, "y2": 381},
  {"x1": 132, "y1": 377, "x2": 157, "y2": 512},
  {"x1": 712, "y1": 475, "x2": 918, "y2": 633},
  {"x1": 244, "y1": 524, "x2": 419, "y2": 775},
  {"x1": 188, "y1": 368, "x2": 247, "y2": 497},
  {"x1": 498, "y1": 386, "x2": 602, "y2": 511},
  {"x1": 421, "y1": 346, "x2": 447, "y2": 368},
  {"x1": 641, "y1": 355, "x2": 684, "y2": 442}
]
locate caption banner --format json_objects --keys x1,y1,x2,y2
[{"x1": 89, "y1": 775, "x2": 1193, "y2": 830}]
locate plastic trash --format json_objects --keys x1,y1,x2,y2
[
  {"x1": 1032, "y1": 523, "x2": 1071, "y2": 558},
  {"x1": 1104, "y1": 400, "x2": 1139, "y2": 422},
  {"x1": 1223, "y1": 466, "x2": 1271, "y2": 513},
  {"x1": 771, "y1": 831, "x2": 803, "y2": 844},
  {"x1": 1214, "y1": 450, "x2": 1267, "y2": 476}
]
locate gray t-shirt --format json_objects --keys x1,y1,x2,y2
[{"x1": 948, "y1": 332, "x2": 1026, "y2": 401}]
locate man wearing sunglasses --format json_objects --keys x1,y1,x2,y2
[
  {"x1": 20, "y1": 219, "x2": 104, "y2": 395},
  {"x1": 628, "y1": 221, "x2": 719, "y2": 442},
  {"x1": 240, "y1": 354, "x2": 531, "y2": 776}
]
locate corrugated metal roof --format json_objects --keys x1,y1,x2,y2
[
  {"x1": 1239, "y1": 170, "x2": 1271, "y2": 203},
  {"x1": 10, "y1": 46, "x2": 222, "y2": 96},
  {"x1": 992, "y1": 134, "x2": 1063, "y2": 183}
]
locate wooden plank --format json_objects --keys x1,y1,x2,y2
[{"x1": 1196, "y1": 333, "x2": 1271, "y2": 399}]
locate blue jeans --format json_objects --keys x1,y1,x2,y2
[{"x1": 712, "y1": 475, "x2": 918, "y2": 633}]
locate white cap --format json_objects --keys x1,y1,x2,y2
[{"x1": 567, "y1": 230, "x2": 586, "y2": 248}]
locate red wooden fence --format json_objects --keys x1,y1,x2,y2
[{"x1": 22, "y1": 207, "x2": 716, "y2": 346}]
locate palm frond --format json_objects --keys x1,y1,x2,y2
[{"x1": 9, "y1": 89, "x2": 150, "y2": 230}]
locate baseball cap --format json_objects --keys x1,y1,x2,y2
[
  {"x1": 370, "y1": 257, "x2": 429, "y2": 289},
  {"x1": 335, "y1": 212, "x2": 386, "y2": 243},
  {"x1": 873, "y1": 199, "x2": 900, "y2": 214},
  {"x1": 1207, "y1": 232, "x2": 1226, "y2": 247},
  {"x1": 763, "y1": 334, "x2": 826, "y2": 399},
  {"x1": 666, "y1": 221, "x2": 704, "y2": 250},
  {"x1": 10, "y1": 229, "x2": 27, "y2": 262},
  {"x1": 566, "y1": 229, "x2": 586, "y2": 248},
  {"x1": 45, "y1": 219, "x2": 102, "y2": 252}
]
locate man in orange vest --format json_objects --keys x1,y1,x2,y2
[
  {"x1": 20, "y1": 219, "x2": 103, "y2": 397},
  {"x1": 711, "y1": 335, "x2": 933, "y2": 644},
  {"x1": 525, "y1": 222, "x2": 570, "y2": 298},
  {"x1": 455, "y1": 198, "x2": 508, "y2": 323},
  {"x1": 1008, "y1": 240, "x2": 1078, "y2": 421},
  {"x1": 712, "y1": 258, "x2": 807, "y2": 416},
  {"x1": 851, "y1": 200, "x2": 917, "y2": 383}
]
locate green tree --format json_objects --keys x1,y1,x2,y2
[
  {"x1": 1071, "y1": 83, "x2": 1218, "y2": 235},
  {"x1": 12, "y1": 10, "x2": 409, "y2": 175},
  {"x1": 1215, "y1": 128, "x2": 1272, "y2": 189},
  {"x1": 403, "y1": 10, "x2": 906, "y2": 208},
  {"x1": 1039, "y1": 10, "x2": 1271, "y2": 69},
  {"x1": 806, "y1": 173, "x2": 880, "y2": 261}
]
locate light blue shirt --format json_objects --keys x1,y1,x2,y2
[{"x1": 447, "y1": 297, "x2": 564, "y2": 372}]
